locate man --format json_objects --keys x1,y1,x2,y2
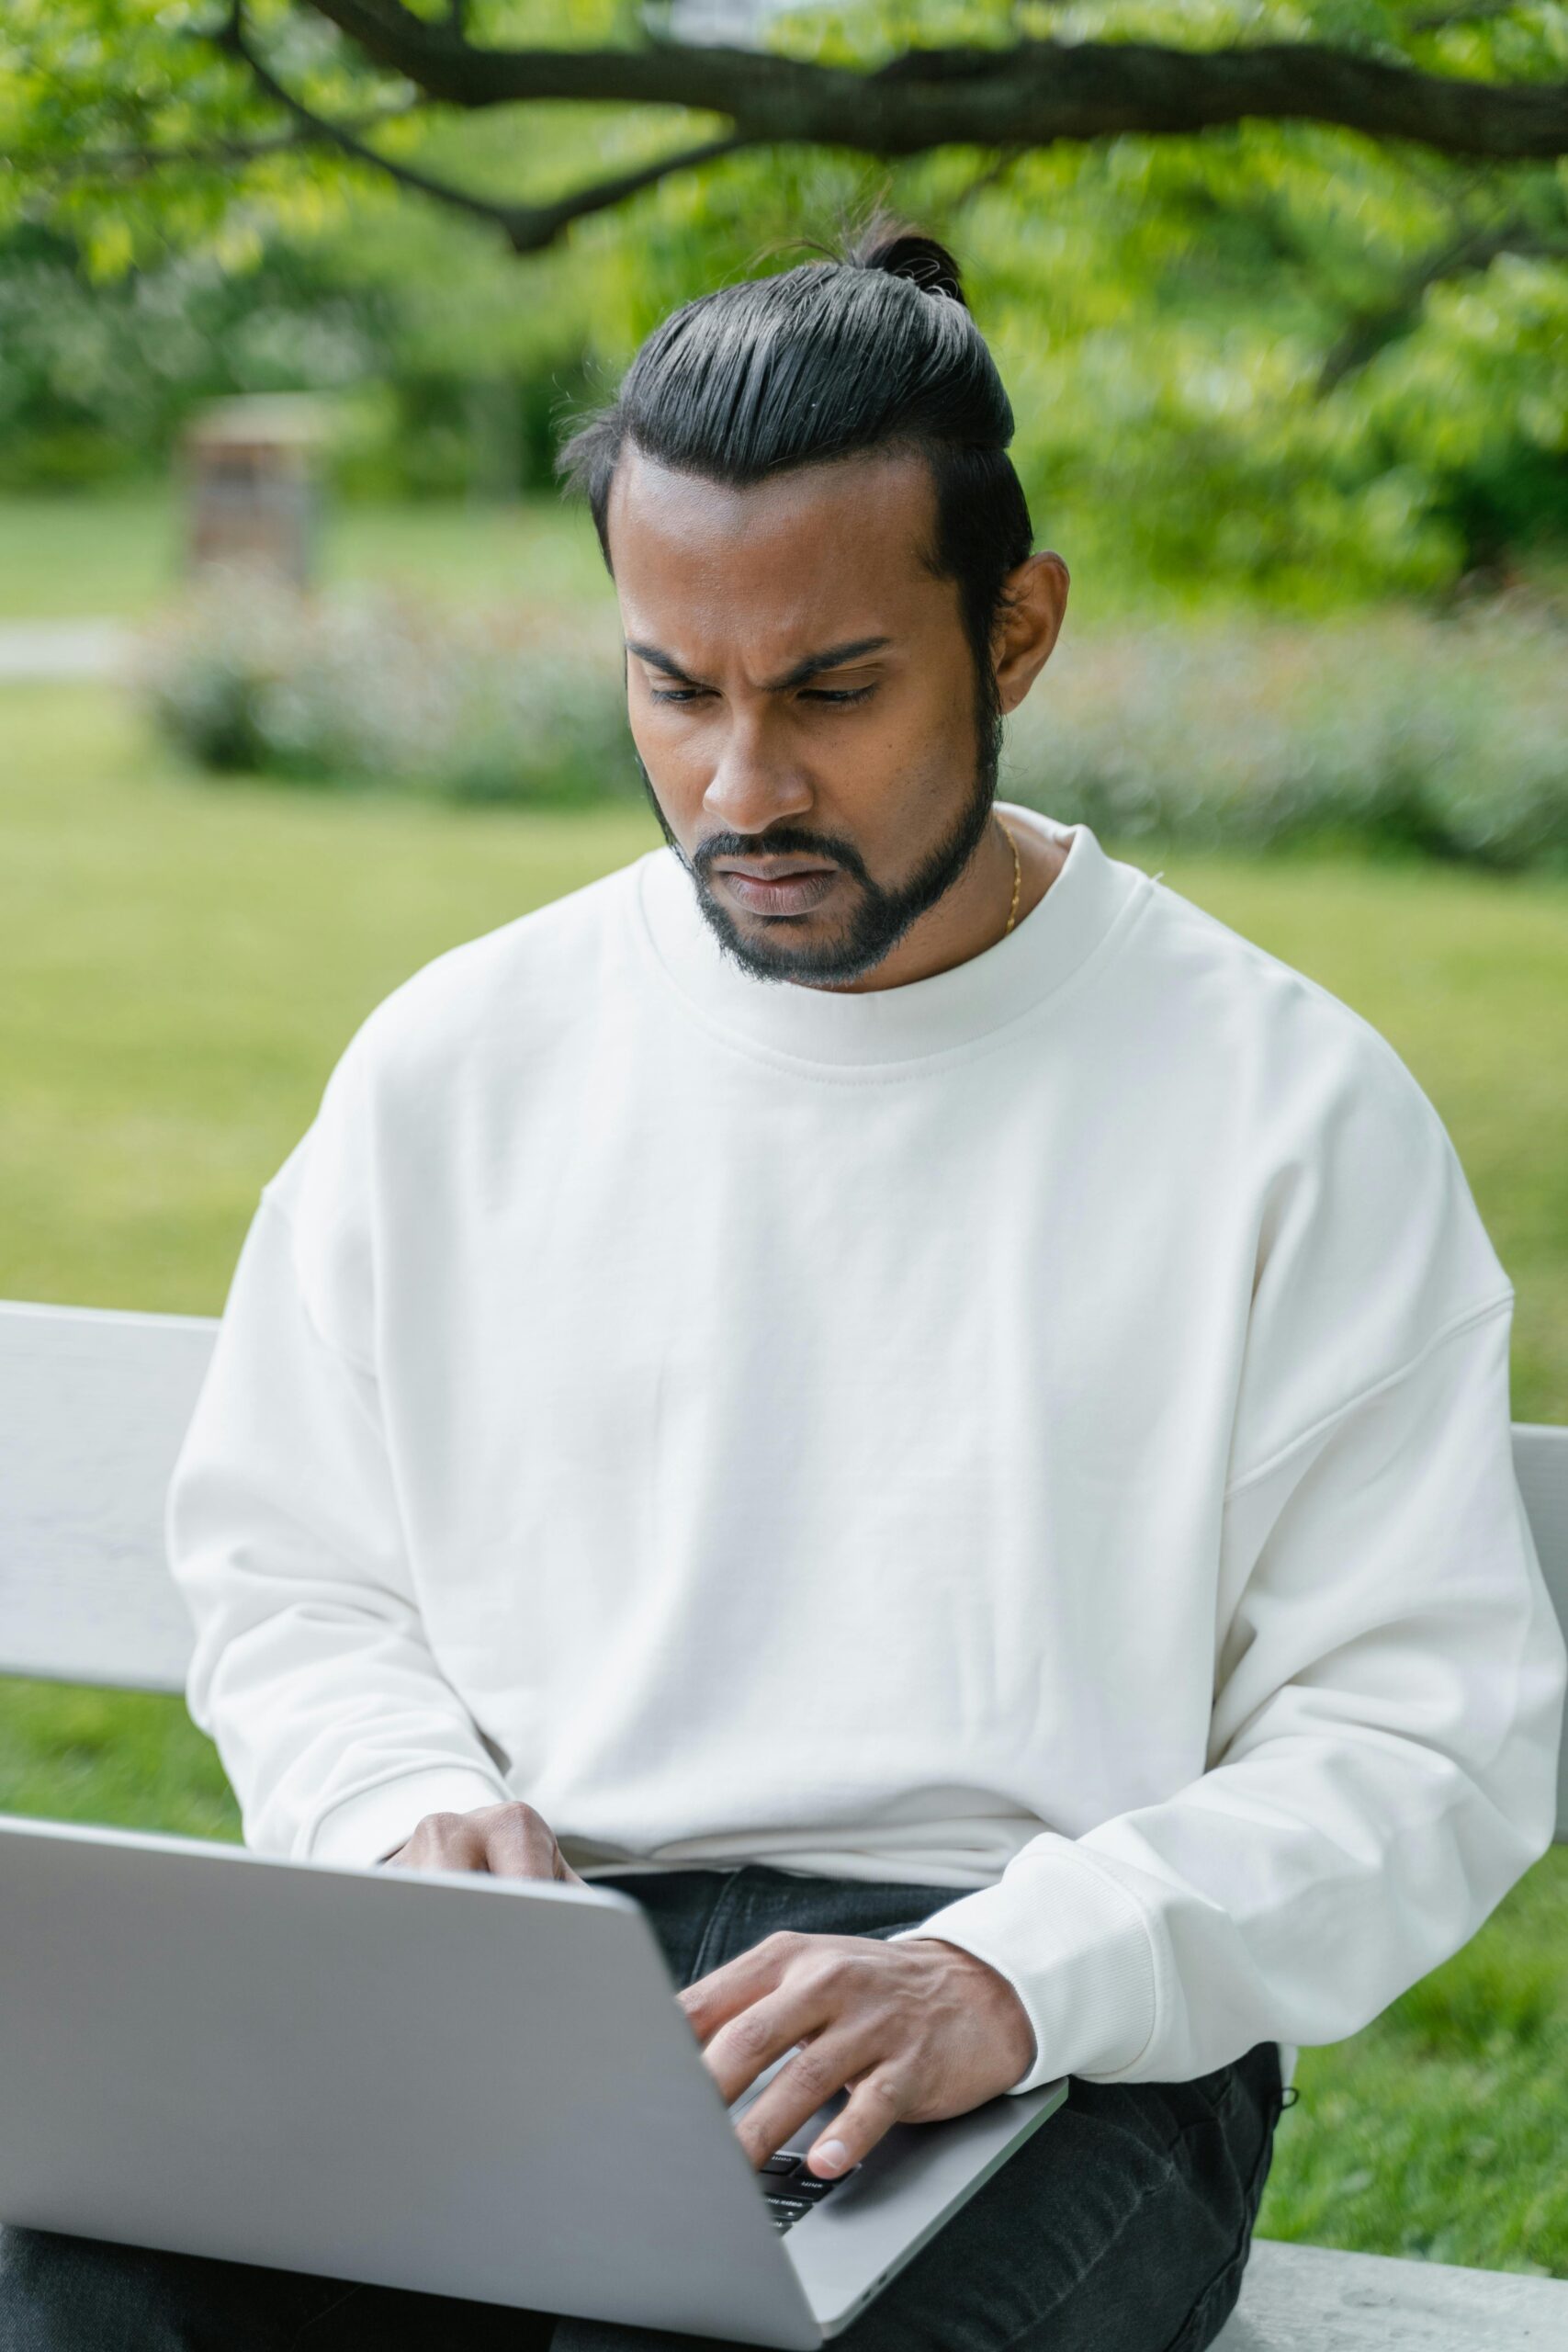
[{"x1": 4, "y1": 228, "x2": 1562, "y2": 2352}]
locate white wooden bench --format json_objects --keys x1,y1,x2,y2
[{"x1": 2, "y1": 1296, "x2": 1566, "y2": 2342}]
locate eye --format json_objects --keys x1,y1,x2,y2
[
  {"x1": 799, "y1": 684, "x2": 875, "y2": 707},
  {"x1": 649, "y1": 685, "x2": 711, "y2": 705}
]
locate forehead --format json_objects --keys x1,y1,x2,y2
[{"x1": 605, "y1": 444, "x2": 952, "y2": 658}]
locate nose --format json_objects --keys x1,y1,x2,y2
[{"x1": 702, "y1": 706, "x2": 814, "y2": 836}]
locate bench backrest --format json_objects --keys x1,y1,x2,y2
[{"x1": 3, "y1": 1298, "x2": 1566, "y2": 1839}]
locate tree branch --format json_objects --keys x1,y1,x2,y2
[
  {"x1": 31, "y1": 104, "x2": 417, "y2": 183},
  {"x1": 1316, "y1": 214, "x2": 1568, "y2": 390},
  {"x1": 300, "y1": 7, "x2": 1568, "y2": 164},
  {"x1": 502, "y1": 131, "x2": 754, "y2": 254},
  {"x1": 944, "y1": 147, "x2": 1030, "y2": 217},
  {"x1": 215, "y1": 5, "x2": 750, "y2": 253},
  {"x1": 1408, "y1": 4, "x2": 1520, "y2": 29}
]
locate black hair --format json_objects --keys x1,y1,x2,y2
[{"x1": 557, "y1": 223, "x2": 1034, "y2": 701}]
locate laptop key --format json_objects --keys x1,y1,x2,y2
[{"x1": 761, "y1": 2157, "x2": 863, "y2": 2230}]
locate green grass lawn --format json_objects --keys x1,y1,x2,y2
[
  {"x1": 0, "y1": 487, "x2": 1280, "y2": 633},
  {"x1": 2, "y1": 677, "x2": 1566, "y2": 2278},
  {"x1": 0, "y1": 487, "x2": 611, "y2": 622}
]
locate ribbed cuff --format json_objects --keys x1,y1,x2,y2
[
  {"x1": 886, "y1": 1834, "x2": 1159, "y2": 2095},
  {"x1": 303, "y1": 1766, "x2": 513, "y2": 1868}
]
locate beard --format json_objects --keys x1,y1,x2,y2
[{"x1": 638, "y1": 689, "x2": 1004, "y2": 988}]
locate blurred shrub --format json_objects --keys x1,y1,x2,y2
[
  {"x1": 139, "y1": 582, "x2": 634, "y2": 807},
  {"x1": 143, "y1": 584, "x2": 1568, "y2": 871},
  {"x1": 1007, "y1": 603, "x2": 1568, "y2": 874}
]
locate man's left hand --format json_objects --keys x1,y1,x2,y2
[{"x1": 676, "y1": 1932, "x2": 1037, "y2": 2178}]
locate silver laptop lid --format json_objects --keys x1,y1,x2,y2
[
  {"x1": 0, "y1": 1816, "x2": 820, "y2": 2348},
  {"x1": 735, "y1": 2051, "x2": 1068, "y2": 2337}
]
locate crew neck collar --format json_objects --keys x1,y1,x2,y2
[{"x1": 634, "y1": 803, "x2": 1151, "y2": 1073}]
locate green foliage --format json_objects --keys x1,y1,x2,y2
[
  {"x1": 5, "y1": 5, "x2": 1568, "y2": 592},
  {"x1": 140, "y1": 579, "x2": 637, "y2": 803},
  {"x1": 0, "y1": 140, "x2": 612, "y2": 493},
  {"x1": 0, "y1": 224, "x2": 391, "y2": 491},
  {"x1": 938, "y1": 115, "x2": 1568, "y2": 601},
  {"x1": 0, "y1": 0, "x2": 369, "y2": 273}
]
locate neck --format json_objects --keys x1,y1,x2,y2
[{"x1": 809, "y1": 808, "x2": 1059, "y2": 994}]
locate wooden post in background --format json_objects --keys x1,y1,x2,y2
[{"x1": 182, "y1": 396, "x2": 325, "y2": 592}]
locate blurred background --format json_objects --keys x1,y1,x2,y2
[{"x1": 2, "y1": 0, "x2": 1565, "y2": 2282}]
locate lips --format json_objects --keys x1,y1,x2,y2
[{"x1": 714, "y1": 865, "x2": 840, "y2": 918}]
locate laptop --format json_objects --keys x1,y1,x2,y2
[{"x1": 0, "y1": 1815, "x2": 1067, "y2": 2347}]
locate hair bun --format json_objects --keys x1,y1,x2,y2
[{"x1": 849, "y1": 224, "x2": 968, "y2": 311}]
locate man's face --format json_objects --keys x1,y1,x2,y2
[{"x1": 606, "y1": 445, "x2": 998, "y2": 987}]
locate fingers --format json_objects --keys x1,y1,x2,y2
[
  {"x1": 800, "y1": 2067, "x2": 911, "y2": 2178},
  {"x1": 480, "y1": 1804, "x2": 587, "y2": 1883},
  {"x1": 676, "y1": 1935, "x2": 1009, "y2": 2177},
  {"x1": 705, "y1": 1978, "x2": 849, "y2": 2118},
  {"x1": 385, "y1": 1810, "x2": 489, "y2": 1872},
  {"x1": 383, "y1": 1802, "x2": 585, "y2": 1883},
  {"x1": 679, "y1": 1933, "x2": 911, "y2": 2169},
  {"x1": 729, "y1": 2028, "x2": 886, "y2": 2172},
  {"x1": 679, "y1": 1928, "x2": 805, "y2": 2043},
  {"x1": 681, "y1": 1928, "x2": 869, "y2": 2052}
]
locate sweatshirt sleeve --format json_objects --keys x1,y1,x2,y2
[
  {"x1": 888, "y1": 1031, "x2": 1567, "y2": 2095},
  {"x1": 166, "y1": 1065, "x2": 512, "y2": 1866}
]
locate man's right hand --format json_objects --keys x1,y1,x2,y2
[{"x1": 382, "y1": 1800, "x2": 587, "y2": 1883}]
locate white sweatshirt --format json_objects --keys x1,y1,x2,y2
[{"x1": 167, "y1": 808, "x2": 1566, "y2": 2100}]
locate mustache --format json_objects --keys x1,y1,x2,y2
[{"x1": 690, "y1": 827, "x2": 872, "y2": 892}]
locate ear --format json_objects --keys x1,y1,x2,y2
[{"x1": 992, "y1": 552, "x2": 1068, "y2": 716}]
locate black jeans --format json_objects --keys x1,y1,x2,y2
[{"x1": 0, "y1": 1863, "x2": 1288, "y2": 2352}]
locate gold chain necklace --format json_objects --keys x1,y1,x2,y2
[{"x1": 996, "y1": 815, "x2": 1021, "y2": 940}]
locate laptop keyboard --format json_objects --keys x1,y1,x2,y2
[{"x1": 759, "y1": 2151, "x2": 860, "y2": 2233}]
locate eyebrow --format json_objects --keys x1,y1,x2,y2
[{"x1": 624, "y1": 636, "x2": 892, "y2": 692}]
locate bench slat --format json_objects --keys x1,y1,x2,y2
[
  {"x1": 1214, "y1": 2237, "x2": 1567, "y2": 2347},
  {"x1": 0, "y1": 1302, "x2": 215, "y2": 1692},
  {"x1": 1513, "y1": 1424, "x2": 1568, "y2": 1848}
]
